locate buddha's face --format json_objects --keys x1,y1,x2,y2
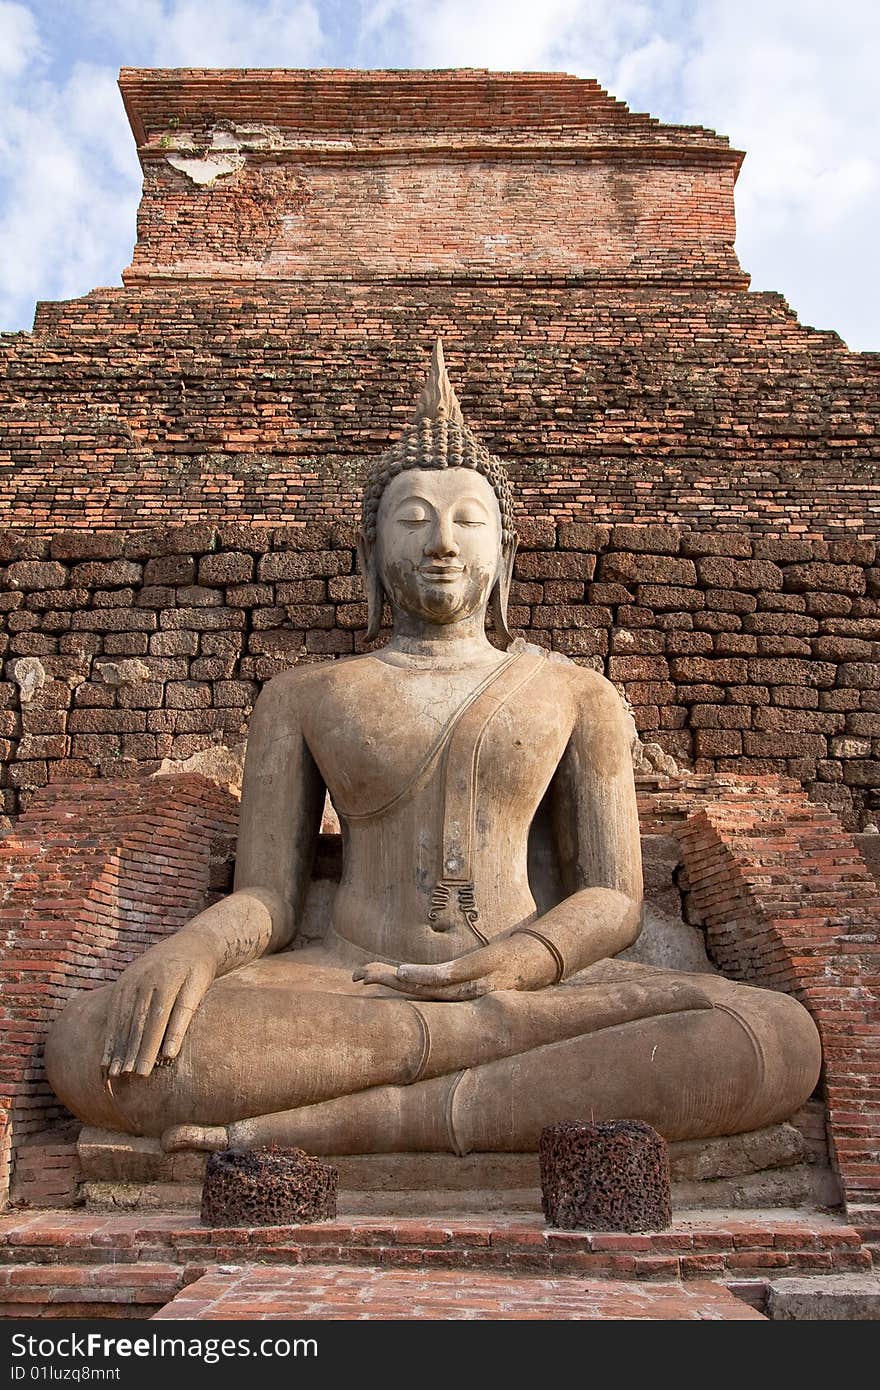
[{"x1": 375, "y1": 468, "x2": 503, "y2": 627}]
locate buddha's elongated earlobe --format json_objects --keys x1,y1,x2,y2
[
  {"x1": 357, "y1": 534, "x2": 386, "y2": 643},
  {"x1": 488, "y1": 535, "x2": 518, "y2": 648}
]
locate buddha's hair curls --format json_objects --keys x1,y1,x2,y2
[{"x1": 360, "y1": 419, "x2": 515, "y2": 546}]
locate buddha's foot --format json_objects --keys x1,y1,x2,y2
[{"x1": 161, "y1": 1124, "x2": 228, "y2": 1153}]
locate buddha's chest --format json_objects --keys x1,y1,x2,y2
[{"x1": 303, "y1": 657, "x2": 573, "y2": 821}]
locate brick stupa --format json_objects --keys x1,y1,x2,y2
[{"x1": 1, "y1": 77, "x2": 878, "y2": 1274}]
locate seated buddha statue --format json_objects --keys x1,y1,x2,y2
[{"x1": 46, "y1": 344, "x2": 821, "y2": 1159}]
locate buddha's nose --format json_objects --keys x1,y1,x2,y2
[{"x1": 425, "y1": 517, "x2": 459, "y2": 558}]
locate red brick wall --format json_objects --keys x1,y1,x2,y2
[
  {"x1": 124, "y1": 69, "x2": 741, "y2": 284},
  {"x1": 676, "y1": 785, "x2": 880, "y2": 1219},
  {"x1": 0, "y1": 776, "x2": 237, "y2": 1207},
  {"x1": 0, "y1": 70, "x2": 877, "y2": 826},
  {"x1": 2, "y1": 522, "x2": 877, "y2": 829},
  {"x1": 130, "y1": 160, "x2": 741, "y2": 284},
  {"x1": 2, "y1": 285, "x2": 876, "y2": 533}
]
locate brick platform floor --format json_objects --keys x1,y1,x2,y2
[
  {"x1": 0, "y1": 1209, "x2": 871, "y2": 1283},
  {"x1": 154, "y1": 1265, "x2": 767, "y2": 1320}
]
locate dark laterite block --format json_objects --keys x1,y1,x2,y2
[
  {"x1": 540, "y1": 1120, "x2": 671, "y2": 1232},
  {"x1": 201, "y1": 1147, "x2": 337, "y2": 1227}
]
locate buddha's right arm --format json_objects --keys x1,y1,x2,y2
[{"x1": 103, "y1": 674, "x2": 324, "y2": 1075}]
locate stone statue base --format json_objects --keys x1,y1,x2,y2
[{"x1": 77, "y1": 1122, "x2": 840, "y2": 1216}]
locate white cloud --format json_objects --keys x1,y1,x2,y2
[
  {"x1": 0, "y1": 59, "x2": 141, "y2": 329},
  {"x1": 0, "y1": 2, "x2": 326, "y2": 332},
  {"x1": 665, "y1": 1, "x2": 880, "y2": 344},
  {"x1": 356, "y1": 0, "x2": 880, "y2": 348},
  {"x1": 0, "y1": 1, "x2": 877, "y2": 348},
  {"x1": 80, "y1": 0, "x2": 324, "y2": 67},
  {"x1": 0, "y1": 0, "x2": 40, "y2": 78}
]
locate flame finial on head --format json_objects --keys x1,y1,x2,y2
[
  {"x1": 412, "y1": 340, "x2": 465, "y2": 427},
  {"x1": 360, "y1": 338, "x2": 515, "y2": 552}
]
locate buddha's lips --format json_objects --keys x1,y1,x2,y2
[{"x1": 420, "y1": 566, "x2": 465, "y2": 581}]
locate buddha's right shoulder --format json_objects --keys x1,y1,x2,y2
[{"x1": 256, "y1": 655, "x2": 374, "y2": 712}]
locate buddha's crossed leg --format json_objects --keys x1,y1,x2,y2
[{"x1": 46, "y1": 958, "x2": 821, "y2": 1153}]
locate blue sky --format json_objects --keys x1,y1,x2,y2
[{"x1": 1, "y1": 0, "x2": 877, "y2": 349}]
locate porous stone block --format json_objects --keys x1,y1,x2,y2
[
  {"x1": 539, "y1": 1120, "x2": 671, "y2": 1232},
  {"x1": 200, "y1": 1147, "x2": 337, "y2": 1227},
  {"x1": 767, "y1": 1275, "x2": 880, "y2": 1321}
]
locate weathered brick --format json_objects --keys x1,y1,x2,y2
[
  {"x1": 664, "y1": 631, "x2": 713, "y2": 655},
  {"x1": 69, "y1": 561, "x2": 142, "y2": 587},
  {"x1": 842, "y1": 759, "x2": 880, "y2": 785},
  {"x1": 555, "y1": 523, "x2": 609, "y2": 552},
  {"x1": 748, "y1": 658, "x2": 837, "y2": 688},
  {"x1": 144, "y1": 554, "x2": 196, "y2": 586},
  {"x1": 258, "y1": 551, "x2": 350, "y2": 581},
  {"x1": 669, "y1": 657, "x2": 749, "y2": 683},
  {"x1": 694, "y1": 612, "x2": 740, "y2": 633},
  {"x1": 755, "y1": 636, "x2": 812, "y2": 657},
  {"x1": 517, "y1": 552, "x2": 595, "y2": 581},
  {"x1": 743, "y1": 612, "x2": 819, "y2": 636},
  {"x1": 689, "y1": 705, "x2": 752, "y2": 729},
  {"x1": 217, "y1": 523, "x2": 275, "y2": 553},
  {"x1": 637, "y1": 586, "x2": 704, "y2": 611},
  {"x1": 125, "y1": 524, "x2": 216, "y2": 558},
  {"x1": 771, "y1": 685, "x2": 819, "y2": 708},
  {"x1": 165, "y1": 682, "x2": 212, "y2": 709},
  {"x1": 610, "y1": 525, "x2": 681, "y2": 555},
  {"x1": 697, "y1": 558, "x2": 783, "y2": 591},
  {"x1": 177, "y1": 584, "x2": 222, "y2": 608},
  {"x1": 703, "y1": 589, "x2": 757, "y2": 615},
  {"x1": 753, "y1": 708, "x2": 843, "y2": 734},
  {"x1": 551, "y1": 629, "x2": 608, "y2": 656},
  {"x1": 149, "y1": 631, "x2": 199, "y2": 656},
  {"x1": 213, "y1": 680, "x2": 258, "y2": 706},
  {"x1": 160, "y1": 607, "x2": 245, "y2": 631},
  {"x1": 743, "y1": 732, "x2": 826, "y2": 757},
  {"x1": 838, "y1": 663, "x2": 880, "y2": 690},
  {"x1": 812, "y1": 635, "x2": 876, "y2": 661},
  {"x1": 783, "y1": 563, "x2": 866, "y2": 595},
  {"x1": 530, "y1": 605, "x2": 612, "y2": 629},
  {"x1": 713, "y1": 634, "x2": 757, "y2": 655},
  {"x1": 600, "y1": 553, "x2": 696, "y2": 585},
  {"x1": 71, "y1": 609, "x2": 156, "y2": 632},
  {"x1": 607, "y1": 656, "x2": 669, "y2": 680},
  {"x1": 806, "y1": 592, "x2": 852, "y2": 617},
  {"x1": 198, "y1": 552, "x2": 254, "y2": 585},
  {"x1": 305, "y1": 630, "x2": 355, "y2": 653},
  {"x1": 610, "y1": 628, "x2": 665, "y2": 654},
  {"x1": 4, "y1": 561, "x2": 68, "y2": 590},
  {"x1": 694, "y1": 729, "x2": 742, "y2": 756},
  {"x1": 680, "y1": 533, "x2": 752, "y2": 558}
]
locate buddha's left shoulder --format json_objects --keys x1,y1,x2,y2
[{"x1": 513, "y1": 640, "x2": 625, "y2": 715}]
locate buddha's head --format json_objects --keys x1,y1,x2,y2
[{"x1": 359, "y1": 342, "x2": 518, "y2": 643}]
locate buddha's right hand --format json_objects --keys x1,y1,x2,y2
[{"x1": 101, "y1": 934, "x2": 219, "y2": 1079}]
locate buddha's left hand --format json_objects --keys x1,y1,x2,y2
[{"x1": 352, "y1": 934, "x2": 558, "y2": 1001}]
